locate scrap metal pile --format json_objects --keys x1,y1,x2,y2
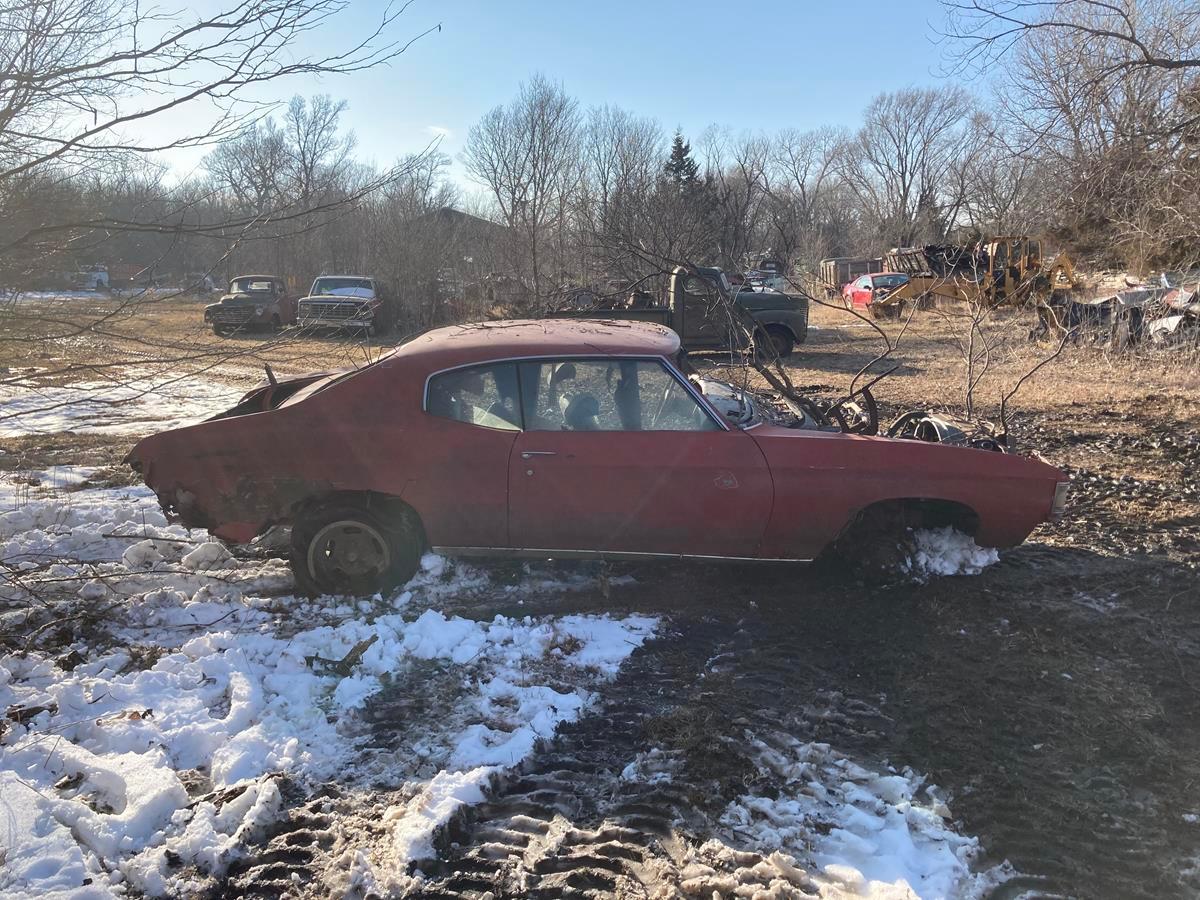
[{"x1": 1038, "y1": 278, "x2": 1200, "y2": 348}]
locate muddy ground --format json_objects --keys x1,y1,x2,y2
[{"x1": 3, "y1": 294, "x2": 1200, "y2": 897}]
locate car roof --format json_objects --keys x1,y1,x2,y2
[
  {"x1": 232, "y1": 274, "x2": 282, "y2": 281},
  {"x1": 391, "y1": 319, "x2": 681, "y2": 368},
  {"x1": 314, "y1": 274, "x2": 373, "y2": 280},
  {"x1": 865, "y1": 271, "x2": 907, "y2": 278}
]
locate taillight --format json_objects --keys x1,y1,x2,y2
[{"x1": 1051, "y1": 481, "x2": 1069, "y2": 519}]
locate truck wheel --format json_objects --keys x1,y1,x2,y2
[
  {"x1": 766, "y1": 326, "x2": 795, "y2": 358},
  {"x1": 213, "y1": 323, "x2": 232, "y2": 336},
  {"x1": 291, "y1": 500, "x2": 422, "y2": 598}
]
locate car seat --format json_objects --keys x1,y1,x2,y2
[{"x1": 564, "y1": 393, "x2": 600, "y2": 430}]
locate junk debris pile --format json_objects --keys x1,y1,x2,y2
[{"x1": 1038, "y1": 276, "x2": 1200, "y2": 349}]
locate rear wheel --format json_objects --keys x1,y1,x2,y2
[{"x1": 291, "y1": 500, "x2": 423, "y2": 597}]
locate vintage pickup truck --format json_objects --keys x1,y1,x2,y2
[
  {"x1": 551, "y1": 266, "x2": 809, "y2": 357},
  {"x1": 204, "y1": 275, "x2": 296, "y2": 335},
  {"x1": 296, "y1": 275, "x2": 394, "y2": 336}
]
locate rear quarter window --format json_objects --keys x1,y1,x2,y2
[{"x1": 426, "y1": 363, "x2": 521, "y2": 431}]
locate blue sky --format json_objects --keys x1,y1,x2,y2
[{"x1": 174, "y1": 0, "x2": 959, "y2": 187}]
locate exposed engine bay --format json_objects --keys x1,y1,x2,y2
[{"x1": 692, "y1": 375, "x2": 1008, "y2": 452}]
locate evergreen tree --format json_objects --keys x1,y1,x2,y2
[{"x1": 663, "y1": 131, "x2": 700, "y2": 187}]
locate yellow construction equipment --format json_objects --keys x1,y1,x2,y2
[{"x1": 870, "y1": 237, "x2": 1077, "y2": 317}]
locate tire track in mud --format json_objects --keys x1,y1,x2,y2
[
  {"x1": 212, "y1": 550, "x2": 1199, "y2": 899},
  {"x1": 408, "y1": 610, "x2": 909, "y2": 899},
  {"x1": 407, "y1": 557, "x2": 1200, "y2": 900}
]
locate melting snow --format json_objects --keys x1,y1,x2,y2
[
  {"x1": 0, "y1": 473, "x2": 656, "y2": 897},
  {"x1": 1, "y1": 467, "x2": 1000, "y2": 898},
  {"x1": 905, "y1": 527, "x2": 1000, "y2": 580},
  {"x1": 0, "y1": 371, "x2": 238, "y2": 437},
  {"x1": 714, "y1": 735, "x2": 1011, "y2": 899}
]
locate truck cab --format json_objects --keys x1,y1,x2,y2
[{"x1": 550, "y1": 266, "x2": 808, "y2": 356}]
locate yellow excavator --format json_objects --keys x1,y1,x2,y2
[{"x1": 869, "y1": 237, "x2": 1078, "y2": 316}]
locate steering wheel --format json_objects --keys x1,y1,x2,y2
[
  {"x1": 820, "y1": 387, "x2": 879, "y2": 435},
  {"x1": 648, "y1": 384, "x2": 672, "y2": 429}
]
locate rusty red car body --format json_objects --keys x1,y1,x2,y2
[{"x1": 127, "y1": 320, "x2": 1066, "y2": 594}]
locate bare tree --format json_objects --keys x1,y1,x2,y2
[
  {"x1": 577, "y1": 105, "x2": 663, "y2": 281},
  {"x1": 835, "y1": 86, "x2": 979, "y2": 248},
  {"x1": 942, "y1": 0, "x2": 1200, "y2": 80},
  {"x1": 702, "y1": 129, "x2": 771, "y2": 269},
  {"x1": 462, "y1": 74, "x2": 581, "y2": 305},
  {"x1": 0, "y1": 0, "x2": 437, "y2": 279},
  {"x1": 763, "y1": 126, "x2": 843, "y2": 269},
  {"x1": 941, "y1": 0, "x2": 1200, "y2": 270}
]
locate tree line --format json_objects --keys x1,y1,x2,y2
[{"x1": 1, "y1": 0, "x2": 1196, "y2": 332}]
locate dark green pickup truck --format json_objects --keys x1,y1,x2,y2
[{"x1": 551, "y1": 266, "x2": 809, "y2": 357}]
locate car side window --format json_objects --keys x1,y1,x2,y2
[
  {"x1": 518, "y1": 359, "x2": 719, "y2": 432},
  {"x1": 426, "y1": 363, "x2": 521, "y2": 431}
]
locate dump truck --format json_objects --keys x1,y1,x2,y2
[
  {"x1": 548, "y1": 266, "x2": 809, "y2": 357},
  {"x1": 868, "y1": 237, "x2": 1078, "y2": 316}
]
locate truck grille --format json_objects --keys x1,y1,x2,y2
[
  {"x1": 298, "y1": 300, "x2": 368, "y2": 321},
  {"x1": 211, "y1": 306, "x2": 255, "y2": 324}
]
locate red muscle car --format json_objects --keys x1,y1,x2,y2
[{"x1": 127, "y1": 320, "x2": 1067, "y2": 596}]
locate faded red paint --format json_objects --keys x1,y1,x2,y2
[{"x1": 127, "y1": 319, "x2": 1065, "y2": 559}]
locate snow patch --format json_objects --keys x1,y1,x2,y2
[
  {"x1": 905, "y1": 527, "x2": 1000, "y2": 580},
  {"x1": 716, "y1": 735, "x2": 1010, "y2": 899},
  {"x1": 0, "y1": 471, "x2": 657, "y2": 897},
  {"x1": 0, "y1": 371, "x2": 238, "y2": 437}
]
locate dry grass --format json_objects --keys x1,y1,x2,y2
[{"x1": 3, "y1": 289, "x2": 1197, "y2": 488}]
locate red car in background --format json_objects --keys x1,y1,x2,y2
[
  {"x1": 127, "y1": 320, "x2": 1067, "y2": 597},
  {"x1": 843, "y1": 272, "x2": 910, "y2": 308}
]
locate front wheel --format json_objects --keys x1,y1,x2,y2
[
  {"x1": 291, "y1": 501, "x2": 423, "y2": 597},
  {"x1": 765, "y1": 326, "x2": 795, "y2": 358}
]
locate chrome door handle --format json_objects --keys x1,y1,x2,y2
[{"x1": 521, "y1": 450, "x2": 557, "y2": 459}]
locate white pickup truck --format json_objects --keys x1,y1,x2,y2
[{"x1": 296, "y1": 275, "x2": 394, "y2": 336}]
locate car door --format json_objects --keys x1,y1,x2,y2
[
  {"x1": 851, "y1": 276, "x2": 871, "y2": 307},
  {"x1": 507, "y1": 357, "x2": 772, "y2": 558},
  {"x1": 413, "y1": 361, "x2": 522, "y2": 548},
  {"x1": 679, "y1": 274, "x2": 729, "y2": 347}
]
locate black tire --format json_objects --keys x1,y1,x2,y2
[
  {"x1": 213, "y1": 323, "x2": 232, "y2": 336},
  {"x1": 290, "y1": 500, "x2": 423, "y2": 597},
  {"x1": 765, "y1": 325, "x2": 795, "y2": 358},
  {"x1": 270, "y1": 314, "x2": 281, "y2": 330}
]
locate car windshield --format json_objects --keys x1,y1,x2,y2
[
  {"x1": 312, "y1": 277, "x2": 373, "y2": 295},
  {"x1": 875, "y1": 274, "x2": 908, "y2": 287},
  {"x1": 231, "y1": 278, "x2": 274, "y2": 293}
]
